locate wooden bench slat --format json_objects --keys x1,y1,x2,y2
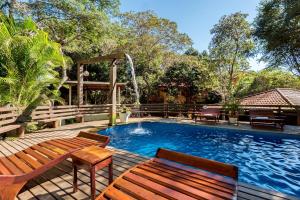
[
  {"x1": 131, "y1": 167, "x2": 225, "y2": 200},
  {"x1": 69, "y1": 138, "x2": 98, "y2": 146},
  {"x1": 31, "y1": 145, "x2": 59, "y2": 160},
  {"x1": 0, "y1": 113, "x2": 18, "y2": 119},
  {"x1": 115, "y1": 178, "x2": 167, "y2": 200},
  {"x1": 0, "y1": 118, "x2": 16, "y2": 126},
  {"x1": 0, "y1": 158, "x2": 13, "y2": 175},
  {"x1": 24, "y1": 148, "x2": 51, "y2": 164},
  {"x1": 45, "y1": 141, "x2": 74, "y2": 151},
  {"x1": 38, "y1": 143, "x2": 66, "y2": 155},
  {"x1": 153, "y1": 158, "x2": 236, "y2": 186},
  {"x1": 104, "y1": 187, "x2": 135, "y2": 200},
  {"x1": 0, "y1": 107, "x2": 17, "y2": 112},
  {"x1": 0, "y1": 157, "x2": 23, "y2": 175},
  {"x1": 146, "y1": 160, "x2": 235, "y2": 190},
  {"x1": 137, "y1": 164, "x2": 234, "y2": 199},
  {"x1": 8, "y1": 155, "x2": 33, "y2": 173},
  {"x1": 54, "y1": 139, "x2": 81, "y2": 149},
  {"x1": 0, "y1": 124, "x2": 21, "y2": 134},
  {"x1": 124, "y1": 172, "x2": 197, "y2": 200},
  {"x1": 15, "y1": 151, "x2": 43, "y2": 169}
]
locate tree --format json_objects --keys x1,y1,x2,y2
[
  {"x1": 160, "y1": 56, "x2": 215, "y2": 103},
  {"x1": 209, "y1": 12, "x2": 254, "y2": 101},
  {"x1": 0, "y1": 0, "x2": 121, "y2": 59},
  {"x1": 0, "y1": 13, "x2": 69, "y2": 121},
  {"x1": 234, "y1": 69, "x2": 300, "y2": 97},
  {"x1": 254, "y1": 0, "x2": 300, "y2": 74},
  {"x1": 119, "y1": 11, "x2": 192, "y2": 102}
]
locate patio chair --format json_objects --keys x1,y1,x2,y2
[
  {"x1": 249, "y1": 109, "x2": 285, "y2": 130},
  {"x1": 97, "y1": 148, "x2": 238, "y2": 200},
  {"x1": 0, "y1": 131, "x2": 110, "y2": 200},
  {"x1": 195, "y1": 108, "x2": 221, "y2": 124}
]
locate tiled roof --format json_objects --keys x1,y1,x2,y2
[{"x1": 240, "y1": 88, "x2": 300, "y2": 106}]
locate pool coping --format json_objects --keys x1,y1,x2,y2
[{"x1": 110, "y1": 118, "x2": 300, "y2": 139}]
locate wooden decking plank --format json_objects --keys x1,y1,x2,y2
[
  {"x1": 1, "y1": 120, "x2": 299, "y2": 200},
  {"x1": 0, "y1": 143, "x2": 13, "y2": 156},
  {"x1": 238, "y1": 183, "x2": 298, "y2": 200},
  {"x1": 17, "y1": 187, "x2": 39, "y2": 200}
]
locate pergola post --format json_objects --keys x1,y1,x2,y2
[
  {"x1": 118, "y1": 86, "x2": 121, "y2": 105},
  {"x1": 77, "y1": 63, "x2": 83, "y2": 106},
  {"x1": 109, "y1": 59, "x2": 117, "y2": 126},
  {"x1": 69, "y1": 86, "x2": 72, "y2": 105}
]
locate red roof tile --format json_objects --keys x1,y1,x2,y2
[{"x1": 240, "y1": 88, "x2": 300, "y2": 106}]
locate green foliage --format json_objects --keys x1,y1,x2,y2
[
  {"x1": 160, "y1": 56, "x2": 215, "y2": 103},
  {"x1": 120, "y1": 105, "x2": 131, "y2": 113},
  {"x1": 209, "y1": 12, "x2": 255, "y2": 100},
  {"x1": 234, "y1": 69, "x2": 300, "y2": 98},
  {"x1": 254, "y1": 0, "x2": 300, "y2": 74},
  {"x1": 223, "y1": 98, "x2": 240, "y2": 117},
  {"x1": 119, "y1": 11, "x2": 192, "y2": 103},
  {"x1": 0, "y1": 13, "x2": 69, "y2": 108},
  {"x1": 2, "y1": 0, "x2": 122, "y2": 59}
]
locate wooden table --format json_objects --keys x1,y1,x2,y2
[{"x1": 71, "y1": 146, "x2": 113, "y2": 200}]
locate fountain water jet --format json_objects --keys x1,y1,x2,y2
[{"x1": 125, "y1": 54, "x2": 140, "y2": 104}]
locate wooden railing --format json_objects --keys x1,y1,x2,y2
[{"x1": 1, "y1": 103, "x2": 300, "y2": 126}]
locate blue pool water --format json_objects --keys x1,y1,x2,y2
[{"x1": 99, "y1": 122, "x2": 300, "y2": 197}]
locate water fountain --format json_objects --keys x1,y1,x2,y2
[
  {"x1": 130, "y1": 122, "x2": 151, "y2": 135},
  {"x1": 125, "y1": 54, "x2": 140, "y2": 104}
]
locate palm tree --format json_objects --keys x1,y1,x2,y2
[{"x1": 0, "y1": 12, "x2": 70, "y2": 122}]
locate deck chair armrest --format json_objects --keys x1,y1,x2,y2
[
  {"x1": 155, "y1": 148, "x2": 238, "y2": 180},
  {"x1": 77, "y1": 131, "x2": 110, "y2": 147}
]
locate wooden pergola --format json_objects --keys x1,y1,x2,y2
[
  {"x1": 65, "y1": 81, "x2": 126, "y2": 105},
  {"x1": 76, "y1": 52, "x2": 127, "y2": 125}
]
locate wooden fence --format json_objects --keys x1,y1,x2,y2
[{"x1": 1, "y1": 103, "x2": 300, "y2": 127}]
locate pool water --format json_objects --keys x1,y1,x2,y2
[{"x1": 99, "y1": 122, "x2": 300, "y2": 197}]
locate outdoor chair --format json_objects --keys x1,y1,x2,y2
[
  {"x1": 96, "y1": 148, "x2": 238, "y2": 200},
  {"x1": 0, "y1": 131, "x2": 110, "y2": 200}
]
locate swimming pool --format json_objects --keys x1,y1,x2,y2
[{"x1": 99, "y1": 122, "x2": 300, "y2": 197}]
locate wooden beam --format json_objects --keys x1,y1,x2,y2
[
  {"x1": 118, "y1": 86, "x2": 121, "y2": 105},
  {"x1": 77, "y1": 64, "x2": 83, "y2": 106},
  {"x1": 109, "y1": 59, "x2": 118, "y2": 126},
  {"x1": 77, "y1": 53, "x2": 125, "y2": 65},
  {"x1": 69, "y1": 86, "x2": 72, "y2": 105}
]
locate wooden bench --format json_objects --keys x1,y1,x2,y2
[
  {"x1": 97, "y1": 148, "x2": 238, "y2": 200},
  {"x1": 0, "y1": 107, "x2": 25, "y2": 138},
  {"x1": 249, "y1": 109, "x2": 285, "y2": 130},
  {"x1": 0, "y1": 131, "x2": 110, "y2": 200},
  {"x1": 195, "y1": 108, "x2": 221, "y2": 124},
  {"x1": 32, "y1": 106, "x2": 84, "y2": 128}
]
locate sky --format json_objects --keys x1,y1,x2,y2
[{"x1": 120, "y1": 0, "x2": 267, "y2": 71}]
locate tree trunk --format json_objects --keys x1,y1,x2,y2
[{"x1": 8, "y1": 0, "x2": 16, "y2": 18}]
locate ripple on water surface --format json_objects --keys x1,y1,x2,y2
[{"x1": 100, "y1": 122, "x2": 300, "y2": 197}]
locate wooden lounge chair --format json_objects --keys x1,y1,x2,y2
[
  {"x1": 195, "y1": 108, "x2": 221, "y2": 124},
  {"x1": 97, "y1": 148, "x2": 238, "y2": 200},
  {"x1": 249, "y1": 109, "x2": 285, "y2": 130},
  {"x1": 0, "y1": 131, "x2": 110, "y2": 200}
]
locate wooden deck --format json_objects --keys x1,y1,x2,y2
[{"x1": 0, "y1": 120, "x2": 299, "y2": 200}]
